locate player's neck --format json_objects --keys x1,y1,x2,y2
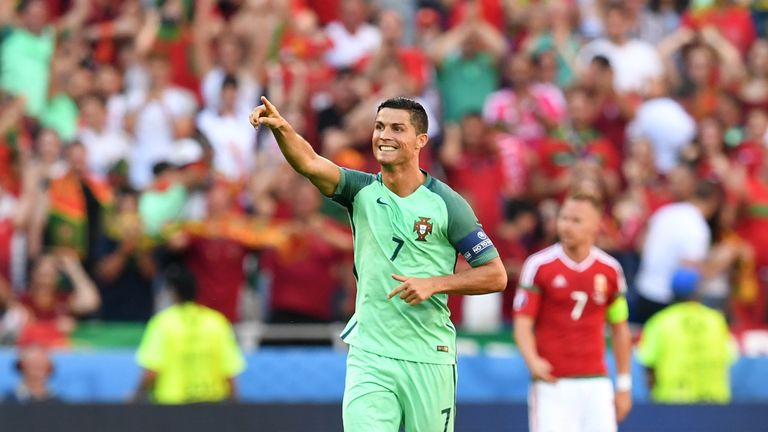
[
  {"x1": 561, "y1": 243, "x2": 592, "y2": 263},
  {"x1": 381, "y1": 164, "x2": 426, "y2": 197}
]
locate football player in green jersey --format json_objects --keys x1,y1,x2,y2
[{"x1": 250, "y1": 95, "x2": 507, "y2": 432}]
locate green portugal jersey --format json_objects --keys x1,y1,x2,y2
[{"x1": 333, "y1": 168, "x2": 499, "y2": 364}]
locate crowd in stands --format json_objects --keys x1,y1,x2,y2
[{"x1": 1, "y1": 0, "x2": 768, "y2": 350}]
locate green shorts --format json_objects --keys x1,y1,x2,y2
[{"x1": 342, "y1": 346, "x2": 457, "y2": 432}]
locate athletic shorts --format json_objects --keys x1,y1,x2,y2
[
  {"x1": 528, "y1": 377, "x2": 616, "y2": 432},
  {"x1": 342, "y1": 345, "x2": 456, "y2": 432}
]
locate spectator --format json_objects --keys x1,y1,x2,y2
[
  {"x1": 440, "y1": 117, "x2": 505, "y2": 236},
  {"x1": 495, "y1": 199, "x2": 538, "y2": 325},
  {"x1": 44, "y1": 143, "x2": 114, "y2": 271},
  {"x1": 324, "y1": 0, "x2": 381, "y2": 68},
  {"x1": 18, "y1": 252, "x2": 101, "y2": 348},
  {"x1": 315, "y1": 68, "x2": 364, "y2": 140},
  {"x1": 628, "y1": 0, "x2": 686, "y2": 45},
  {"x1": 133, "y1": 265, "x2": 245, "y2": 404},
  {"x1": 261, "y1": 178, "x2": 353, "y2": 324},
  {"x1": 77, "y1": 94, "x2": 132, "y2": 179},
  {"x1": 634, "y1": 176, "x2": 722, "y2": 323},
  {"x1": 739, "y1": 39, "x2": 768, "y2": 110},
  {"x1": 168, "y1": 179, "x2": 285, "y2": 321},
  {"x1": 482, "y1": 53, "x2": 566, "y2": 144},
  {"x1": 357, "y1": 10, "x2": 431, "y2": 97},
  {"x1": 576, "y1": 3, "x2": 663, "y2": 94},
  {"x1": 637, "y1": 268, "x2": 736, "y2": 404},
  {"x1": 658, "y1": 28, "x2": 743, "y2": 120},
  {"x1": 522, "y1": 0, "x2": 581, "y2": 88},
  {"x1": 196, "y1": 29, "x2": 261, "y2": 115},
  {"x1": 94, "y1": 189, "x2": 156, "y2": 322},
  {"x1": 0, "y1": 273, "x2": 25, "y2": 343},
  {"x1": 14, "y1": 130, "x2": 66, "y2": 261},
  {"x1": 680, "y1": 0, "x2": 756, "y2": 56},
  {"x1": 94, "y1": 64, "x2": 130, "y2": 134},
  {"x1": 530, "y1": 87, "x2": 621, "y2": 201},
  {"x1": 627, "y1": 79, "x2": 696, "y2": 174},
  {"x1": 3, "y1": 344, "x2": 59, "y2": 404},
  {"x1": 124, "y1": 54, "x2": 198, "y2": 189},
  {"x1": 197, "y1": 75, "x2": 256, "y2": 183},
  {"x1": 430, "y1": 0, "x2": 506, "y2": 123},
  {"x1": 0, "y1": 0, "x2": 88, "y2": 120},
  {"x1": 41, "y1": 50, "x2": 93, "y2": 142},
  {"x1": 582, "y1": 55, "x2": 639, "y2": 157}
]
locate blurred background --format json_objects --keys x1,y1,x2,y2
[{"x1": 0, "y1": 0, "x2": 768, "y2": 430}]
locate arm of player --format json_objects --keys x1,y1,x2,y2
[
  {"x1": 513, "y1": 314, "x2": 556, "y2": 383},
  {"x1": 388, "y1": 257, "x2": 506, "y2": 305},
  {"x1": 250, "y1": 96, "x2": 340, "y2": 196},
  {"x1": 132, "y1": 369, "x2": 157, "y2": 403},
  {"x1": 610, "y1": 319, "x2": 633, "y2": 422}
]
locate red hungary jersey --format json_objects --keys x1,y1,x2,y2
[{"x1": 514, "y1": 244, "x2": 626, "y2": 377}]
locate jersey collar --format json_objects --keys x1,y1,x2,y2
[{"x1": 555, "y1": 243, "x2": 597, "y2": 272}]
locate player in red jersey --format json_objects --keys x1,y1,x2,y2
[{"x1": 514, "y1": 190, "x2": 632, "y2": 432}]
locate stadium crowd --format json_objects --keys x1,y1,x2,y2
[{"x1": 0, "y1": 0, "x2": 767, "y2": 354}]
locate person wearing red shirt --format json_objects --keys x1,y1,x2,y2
[
  {"x1": 440, "y1": 115, "x2": 505, "y2": 237},
  {"x1": 681, "y1": 1, "x2": 756, "y2": 56},
  {"x1": 531, "y1": 87, "x2": 621, "y2": 201},
  {"x1": 261, "y1": 178, "x2": 353, "y2": 323},
  {"x1": 355, "y1": 10, "x2": 431, "y2": 96},
  {"x1": 514, "y1": 190, "x2": 632, "y2": 432}
]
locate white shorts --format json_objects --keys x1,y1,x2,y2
[{"x1": 528, "y1": 377, "x2": 616, "y2": 432}]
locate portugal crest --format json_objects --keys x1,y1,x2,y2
[{"x1": 413, "y1": 217, "x2": 433, "y2": 242}]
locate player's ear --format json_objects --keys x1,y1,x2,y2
[{"x1": 416, "y1": 133, "x2": 428, "y2": 150}]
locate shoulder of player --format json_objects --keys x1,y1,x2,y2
[
  {"x1": 591, "y1": 247, "x2": 623, "y2": 275},
  {"x1": 423, "y1": 176, "x2": 469, "y2": 211},
  {"x1": 520, "y1": 245, "x2": 562, "y2": 279}
]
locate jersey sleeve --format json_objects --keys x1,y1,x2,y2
[
  {"x1": 439, "y1": 187, "x2": 499, "y2": 267},
  {"x1": 332, "y1": 167, "x2": 376, "y2": 208},
  {"x1": 136, "y1": 316, "x2": 165, "y2": 372},
  {"x1": 606, "y1": 261, "x2": 629, "y2": 323},
  {"x1": 217, "y1": 316, "x2": 246, "y2": 377},
  {"x1": 513, "y1": 257, "x2": 542, "y2": 318},
  {"x1": 636, "y1": 314, "x2": 661, "y2": 367}
]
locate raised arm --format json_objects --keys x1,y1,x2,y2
[
  {"x1": 58, "y1": 252, "x2": 101, "y2": 315},
  {"x1": 249, "y1": 96, "x2": 340, "y2": 196}
]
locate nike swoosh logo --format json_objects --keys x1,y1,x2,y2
[{"x1": 376, "y1": 197, "x2": 389, "y2": 206}]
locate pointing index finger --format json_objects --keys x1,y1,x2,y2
[
  {"x1": 387, "y1": 283, "x2": 406, "y2": 299},
  {"x1": 261, "y1": 96, "x2": 279, "y2": 114}
]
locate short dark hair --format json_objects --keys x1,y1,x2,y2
[
  {"x1": 165, "y1": 265, "x2": 198, "y2": 303},
  {"x1": 376, "y1": 97, "x2": 428, "y2": 134},
  {"x1": 694, "y1": 179, "x2": 722, "y2": 202},
  {"x1": 505, "y1": 199, "x2": 537, "y2": 221},
  {"x1": 591, "y1": 55, "x2": 612, "y2": 70},
  {"x1": 222, "y1": 74, "x2": 239, "y2": 90}
]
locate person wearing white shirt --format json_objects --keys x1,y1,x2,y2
[
  {"x1": 78, "y1": 94, "x2": 132, "y2": 179},
  {"x1": 199, "y1": 34, "x2": 260, "y2": 115},
  {"x1": 576, "y1": 3, "x2": 662, "y2": 94},
  {"x1": 197, "y1": 75, "x2": 256, "y2": 182},
  {"x1": 627, "y1": 79, "x2": 696, "y2": 174},
  {"x1": 634, "y1": 174, "x2": 721, "y2": 323},
  {"x1": 325, "y1": 0, "x2": 381, "y2": 68},
  {"x1": 124, "y1": 55, "x2": 197, "y2": 189}
]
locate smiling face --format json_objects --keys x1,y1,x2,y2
[{"x1": 372, "y1": 108, "x2": 427, "y2": 168}]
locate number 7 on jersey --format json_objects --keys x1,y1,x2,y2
[
  {"x1": 570, "y1": 291, "x2": 588, "y2": 320},
  {"x1": 390, "y1": 237, "x2": 405, "y2": 261}
]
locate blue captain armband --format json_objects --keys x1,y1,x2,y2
[{"x1": 457, "y1": 228, "x2": 497, "y2": 265}]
